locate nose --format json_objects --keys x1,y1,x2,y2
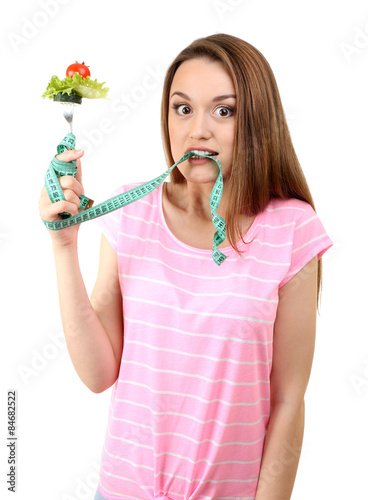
[{"x1": 189, "y1": 110, "x2": 211, "y2": 140}]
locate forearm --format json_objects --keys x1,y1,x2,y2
[
  {"x1": 255, "y1": 401, "x2": 305, "y2": 500},
  {"x1": 52, "y1": 242, "x2": 119, "y2": 393}
]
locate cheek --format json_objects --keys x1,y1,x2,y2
[
  {"x1": 225, "y1": 132, "x2": 235, "y2": 160},
  {"x1": 168, "y1": 120, "x2": 183, "y2": 156},
  {"x1": 225, "y1": 124, "x2": 235, "y2": 146},
  {"x1": 168, "y1": 118, "x2": 176, "y2": 141}
]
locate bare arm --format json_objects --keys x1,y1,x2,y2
[
  {"x1": 40, "y1": 147, "x2": 124, "y2": 394},
  {"x1": 255, "y1": 256, "x2": 318, "y2": 499},
  {"x1": 52, "y1": 234, "x2": 123, "y2": 393}
]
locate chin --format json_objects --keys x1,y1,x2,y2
[{"x1": 185, "y1": 173, "x2": 219, "y2": 184}]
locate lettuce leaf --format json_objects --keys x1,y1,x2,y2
[{"x1": 42, "y1": 73, "x2": 109, "y2": 100}]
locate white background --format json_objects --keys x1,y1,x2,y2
[{"x1": 1, "y1": 0, "x2": 367, "y2": 499}]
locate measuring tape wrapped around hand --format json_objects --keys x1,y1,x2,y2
[{"x1": 43, "y1": 133, "x2": 227, "y2": 265}]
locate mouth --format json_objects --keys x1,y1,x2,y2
[{"x1": 187, "y1": 149, "x2": 219, "y2": 159}]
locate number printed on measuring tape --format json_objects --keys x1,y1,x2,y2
[{"x1": 43, "y1": 134, "x2": 227, "y2": 265}]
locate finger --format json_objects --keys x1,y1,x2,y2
[
  {"x1": 39, "y1": 185, "x2": 80, "y2": 210},
  {"x1": 55, "y1": 149, "x2": 84, "y2": 162},
  {"x1": 39, "y1": 199, "x2": 80, "y2": 220},
  {"x1": 58, "y1": 175, "x2": 84, "y2": 197},
  {"x1": 39, "y1": 184, "x2": 57, "y2": 205},
  {"x1": 63, "y1": 188, "x2": 83, "y2": 208},
  {"x1": 75, "y1": 156, "x2": 82, "y2": 184}
]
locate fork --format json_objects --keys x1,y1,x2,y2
[{"x1": 62, "y1": 102, "x2": 75, "y2": 135}]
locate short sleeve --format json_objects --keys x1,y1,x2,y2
[
  {"x1": 92, "y1": 186, "x2": 125, "y2": 252},
  {"x1": 279, "y1": 202, "x2": 333, "y2": 288}
]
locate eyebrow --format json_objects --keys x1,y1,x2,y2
[{"x1": 170, "y1": 91, "x2": 236, "y2": 102}]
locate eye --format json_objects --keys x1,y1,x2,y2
[
  {"x1": 172, "y1": 103, "x2": 192, "y2": 115},
  {"x1": 214, "y1": 106, "x2": 234, "y2": 118}
]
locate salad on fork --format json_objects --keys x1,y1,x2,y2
[{"x1": 42, "y1": 61, "x2": 109, "y2": 104}]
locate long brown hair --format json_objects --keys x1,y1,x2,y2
[{"x1": 161, "y1": 33, "x2": 324, "y2": 311}]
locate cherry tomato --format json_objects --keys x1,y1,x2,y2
[{"x1": 66, "y1": 62, "x2": 90, "y2": 79}]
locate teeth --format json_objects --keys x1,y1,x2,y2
[{"x1": 189, "y1": 149, "x2": 217, "y2": 157}]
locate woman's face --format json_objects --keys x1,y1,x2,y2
[{"x1": 168, "y1": 58, "x2": 236, "y2": 185}]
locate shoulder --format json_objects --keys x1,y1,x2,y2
[
  {"x1": 266, "y1": 197, "x2": 315, "y2": 215},
  {"x1": 262, "y1": 197, "x2": 317, "y2": 227}
]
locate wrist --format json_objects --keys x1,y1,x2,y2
[{"x1": 52, "y1": 239, "x2": 78, "y2": 255}]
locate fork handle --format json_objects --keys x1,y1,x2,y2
[{"x1": 45, "y1": 133, "x2": 94, "y2": 218}]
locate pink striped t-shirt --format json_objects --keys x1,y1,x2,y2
[{"x1": 92, "y1": 181, "x2": 333, "y2": 500}]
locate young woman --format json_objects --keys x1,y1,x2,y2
[{"x1": 39, "y1": 33, "x2": 333, "y2": 500}]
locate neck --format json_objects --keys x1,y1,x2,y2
[{"x1": 168, "y1": 177, "x2": 231, "y2": 222}]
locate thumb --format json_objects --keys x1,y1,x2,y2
[{"x1": 55, "y1": 148, "x2": 84, "y2": 163}]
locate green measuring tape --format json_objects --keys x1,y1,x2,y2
[{"x1": 43, "y1": 133, "x2": 227, "y2": 265}]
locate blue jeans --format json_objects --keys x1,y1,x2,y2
[{"x1": 94, "y1": 489, "x2": 108, "y2": 500}]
